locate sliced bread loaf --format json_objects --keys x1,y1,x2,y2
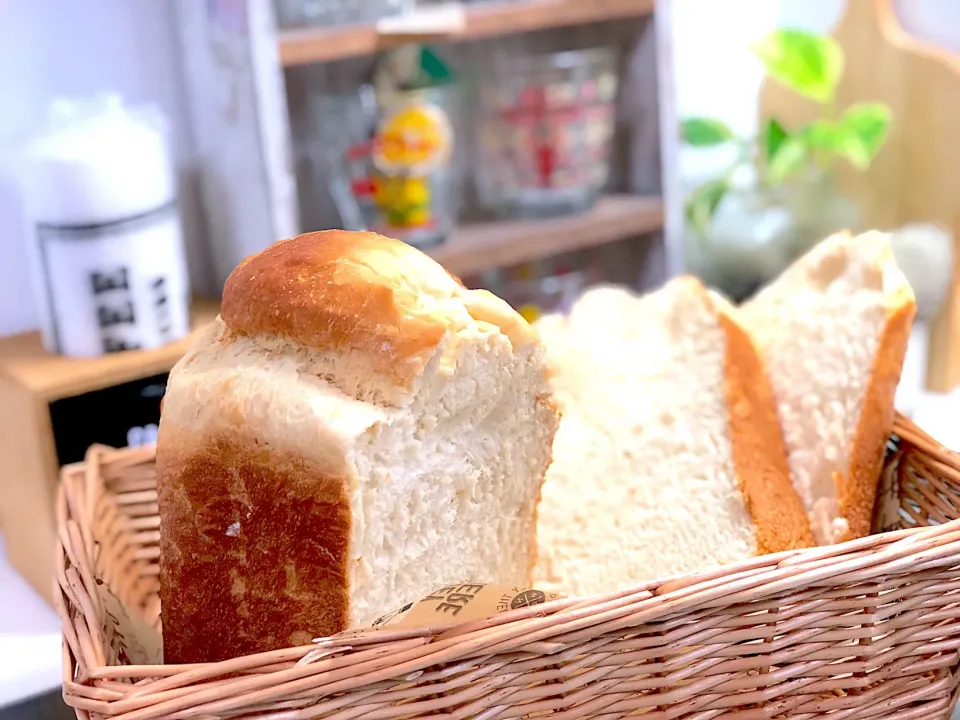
[
  {"x1": 739, "y1": 231, "x2": 916, "y2": 545},
  {"x1": 157, "y1": 230, "x2": 559, "y2": 663},
  {"x1": 533, "y1": 277, "x2": 813, "y2": 597}
]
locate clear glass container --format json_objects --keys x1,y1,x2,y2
[
  {"x1": 475, "y1": 47, "x2": 619, "y2": 219},
  {"x1": 687, "y1": 170, "x2": 860, "y2": 302},
  {"x1": 308, "y1": 83, "x2": 464, "y2": 249},
  {"x1": 498, "y1": 264, "x2": 590, "y2": 323}
]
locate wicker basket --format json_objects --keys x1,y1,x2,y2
[{"x1": 56, "y1": 414, "x2": 960, "y2": 720}]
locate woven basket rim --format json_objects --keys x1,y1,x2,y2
[
  {"x1": 57, "y1": 415, "x2": 959, "y2": 672},
  {"x1": 61, "y1": 514, "x2": 960, "y2": 670},
  {"x1": 54, "y1": 413, "x2": 960, "y2": 719}
]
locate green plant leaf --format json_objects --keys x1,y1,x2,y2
[
  {"x1": 802, "y1": 119, "x2": 839, "y2": 150},
  {"x1": 763, "y1": 118, "x2": 789, "y2": 163},
  {"x1": 767, "y1": 136, "x2": 808, "y2": 183},
  {"x1": 681, "y1": 117, "x2": 734, "y2": 146},
  {"x1": 685, "y1": 177, "x2": 729, "y2": 233},
  {"x1": 832, "y1": 102, "x2": 892, "y2": 168},
  {"x1": 753, "y1": 29, "x2": 844, "y2": 103}
]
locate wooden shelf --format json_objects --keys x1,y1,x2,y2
[
  {"x1": 430, "y1": 195, "x2": 663, "y2": 276},
  {"x1": 0, "y1": 195, "x2": 661, "y2": 400},
  {"x1": 278, "y1": 0, "x2": 655, "y2": 67},
  {"x1": 0, "y1": 298, "x2": 221, "y2": 401}
]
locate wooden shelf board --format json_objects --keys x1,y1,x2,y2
[
  {"x1": 0, "y1": 195, "x2": 661, "y2": 399},
  {"x1": 0, "y1": 298, "x2": 221, "y2": 401},
  {"x1": 278, "y1": 0, "x2": 655, "y2": 67},
  {"x1": 430, "y1": 194, "x2": 664, "y2": 276}
]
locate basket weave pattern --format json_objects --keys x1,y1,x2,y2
[{"x1": 56, "y1": 415, "x2": 960, "y2": 719}]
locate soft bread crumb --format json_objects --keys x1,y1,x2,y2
[
  {"x1": 348, "y1": 328, "x2": 556, "y2": 624},
  {"x1": 534, "y1": 278, "x2": 758, "y2": 596}
]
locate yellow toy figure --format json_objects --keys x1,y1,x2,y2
[{"x1": 372, "y1": 100, "x2": 452, "y2": 232}]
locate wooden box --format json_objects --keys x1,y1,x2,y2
[{"x1": 0, "y1": 298, "x2": 219, "y2": 603}]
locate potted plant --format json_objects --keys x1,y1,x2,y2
[{"x1": 681, "y1": 29, "x2": 892, "y2": 300}]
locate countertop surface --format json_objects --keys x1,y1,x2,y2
[
  {"x1": 2, "y1": 391, "x2": 960, "y2": 713},
  {"x1": 0, "y1": 533, "x2": 62, "y2": 708}
]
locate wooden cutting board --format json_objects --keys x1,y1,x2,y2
[{"x1": 759, "y1": 0, "x2": 960, "y2": 392}]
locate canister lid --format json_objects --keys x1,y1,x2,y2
[{"x1": 23, "y1": 94, "x2": 175, "y2": 227}]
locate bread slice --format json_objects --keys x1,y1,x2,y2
[
  {"x1": 156, "y1": 230, "x2": 559, "y2": 663},
  {"x1": 533, "y1": 278, "x2": 813, "y2": 597},
  {"x1": 739, "y1": 231, "x2": 916, "y2": 545}
]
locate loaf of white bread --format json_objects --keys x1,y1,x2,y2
[
  {"x1": 534, "y1": 231, "x2": 915, "y2": 597},
  {"x1": 156, "y1": 231, "x2": 559, "y2": 663},
  {"x1": 740, "y1": 231, "x2": 915, "y2": 544},
  {"x1": 533, "y1": 277, "x2": 816, "y2": 597}
]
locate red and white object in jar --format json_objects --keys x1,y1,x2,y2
[{"x1": 476, "y1": 47, "x2": 619, "y2": 219}]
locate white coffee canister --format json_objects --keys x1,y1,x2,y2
[{"x1": 22, "y1": 95, "x2": 190, "y2": 357}]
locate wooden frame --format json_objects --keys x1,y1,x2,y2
[
  {"x1": 176, "y1": 0, "x2": 672, "y2": 291},
  {"x1": 278, "y1": 0, "x2": 656, "y2": 66},
  {"x1": 760, "y1": 0, "x2": 960, "y2": 391},
  {"x1": 430, "y1": 196, "x2": 663, "y2": 276}
]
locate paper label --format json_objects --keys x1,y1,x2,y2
[
  {"x1": 376, "y1": 4, "x2": 467, "y2": 37},
  {"x1": 96, "y1": 579, "x2": 164, "y2": 665},
  {"x1": 370, "y1": 583, "x2": 564, "y2": 630},
  {"x1": 35, "y1": 209, "x2": 190, "y2": 356}
]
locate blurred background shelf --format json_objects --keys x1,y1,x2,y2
[
  {"x1": 181, "y1": 0, "x2": 675, "y2": 303},
  {"x1": 0, "y1": 299, "x2": 220, "y2": 402},
  {"x1": 278, "y1": 0, "x2": 656, "y2": 66},
  {"x1": 432, "y1": 195, "x2": 664, "y2": 276}
]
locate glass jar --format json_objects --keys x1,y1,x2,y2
[
  {"x1": 496, "y1": 262, "x2": 592, "y2": 323},
  {"x1": 475, "y1": 47, "x2": 619, "y2": 219},
  {"x1": 686, "y1": 170, "x2": 860, "y2": 302},
  {"x1": 308, "y1": 83, "x2": 464, "y2": 249}
]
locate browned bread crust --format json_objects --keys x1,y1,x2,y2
[
  {"x1": 221, "y1": 230, "x2": 451, "y2": 392},
  {"x1": 158, "y1": 434, "x2": 351, "y2": 664},
  {"x1": 717, "y1": 303, "x2": 816, "y2": 553},
  {"x1": 845, "y1": 289, "x2": 916, "y2": 541},
  {"x1": 221, "y1": 230, "x2": 536, "y2": 396}
]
